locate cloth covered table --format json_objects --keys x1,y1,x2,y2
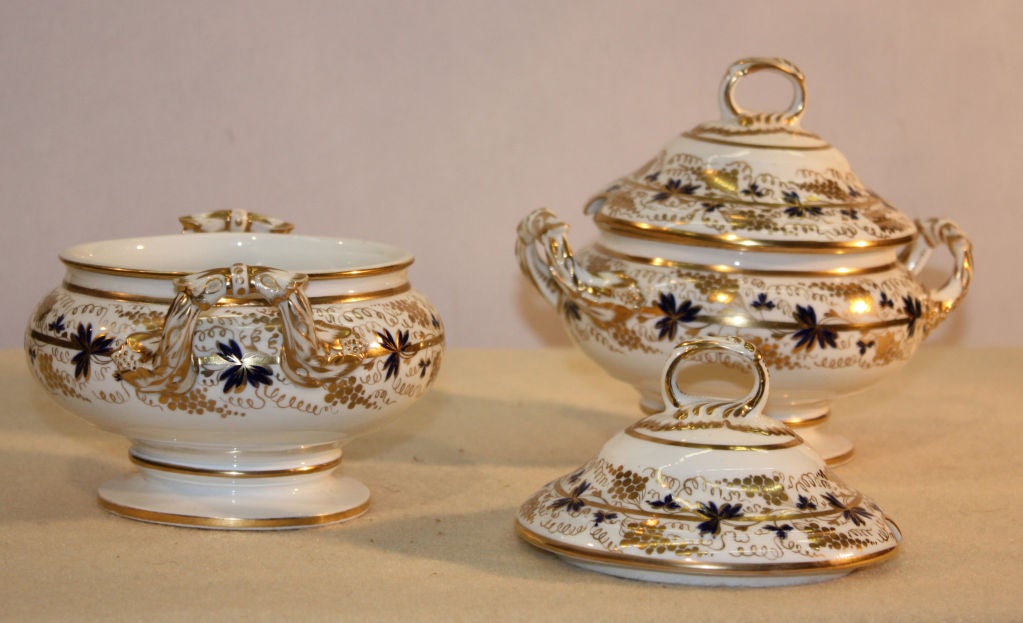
[{"x1": 1, "y1": 347, "x2": 1019, "y2": 621}]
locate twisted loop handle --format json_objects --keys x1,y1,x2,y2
[
  {"x1": 719, "y1": 57, "x2": 807, "y2": 126},
  {"x1": 179, "y1": 210, "x2": 294, "y2": 234},
  {"x1": 661, "y1": 337, "x2": 769, "y2": 421},
  {"x1": 117, "y1": 263, "x2": 365, "y2": 394},
  {"x1": 515, "y1": 208, "x2": 640, "y2": 310},
  {"x1": 899, "y1": 218, "x2": 974, "y2": 336}
]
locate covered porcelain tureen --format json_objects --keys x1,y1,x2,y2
[{"x1": 517, "y1": 58, "x2": 972, "y2": 463}]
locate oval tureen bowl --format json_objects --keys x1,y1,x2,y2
[
  {"x1": 25, "y1": 216, "x2": 445, "y2": 529},
  {"x1": 516, "y1": 57, "x2": 973, "y2": 463}
]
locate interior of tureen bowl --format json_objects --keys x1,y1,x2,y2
[{"x1": 60, "y1": 233, "x2": 413, "y2": 276}]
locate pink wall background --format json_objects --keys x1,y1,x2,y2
[{"x1": 2, "y1": 0, "x2": 1019, "y2": 349}]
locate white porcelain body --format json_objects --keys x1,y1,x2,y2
[
  {"x1": 25, "y1": 232, "x2": 445, "y2": 528},
  {"x1": 571, "y1": 232, "x2": 926, "y2": 420},
  {"x1": 515, "y1": 58, "x2": 972, "y2": 463},
  {"x1": 516, "y1": 337, "x2": 901, "y2": 586},
  {"x1": 517, "y1": 433, "x2": 902, "y2": 586},
  {"x1": 517, "y1": 208, "x2": 971, "y2": 462}
]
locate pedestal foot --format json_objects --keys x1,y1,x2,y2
[{"x1": 97, "y1": 453, "x2": 370, "y2": 529}]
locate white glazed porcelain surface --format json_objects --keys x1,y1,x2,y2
[
  {"x1": 25, "y1": 224, "x2": 444, "y2": 528},
  {"x1": 584, "y1": 58, "x2": 918, "y2": 249},
  {"x1": 516, "y1": 337, "x2": 900, "y2": 586},
  {"x1": 62, "y1": 233, "x2": 413, "y2": 275},
  {"x1": 515, "y1": 58, "x2": 973, "y2": 462}
]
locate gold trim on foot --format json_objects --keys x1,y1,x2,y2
[
  {"x1": 128, "y1": 453, "x2": 342, "y2": 478},
  {"x1": 98, "y1": 497, "x2": 370, "y2": 529}
]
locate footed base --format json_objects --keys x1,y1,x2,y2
[
  {"x1": 789, "y1": 422, "x2": 854, "y2": 466},
  {"x1": 563, "y1": 557, "x2": 852, "y2": 587},
  {"x1": 98, "y1": 468, "x2": 370, "y2": 530}
]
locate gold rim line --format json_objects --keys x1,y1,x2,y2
[
  {"x1": 632, "y1": 418, "x2": 793, "y2": 437},
  {"x1": 551, "y1": 480, "x2": 864, "y2": 523},
  {"x1": 27, "y1": 330, "x2": 75, "y2": 350},
  {"x1": 781, "y1": 411, "x2": 830, "y2": 428},
  {"x1": 681, "y1": 131, "x2": 834, "y2": 151},
  {"x1": 563, "y1": 299, "x2": 913, "y2": 332},
  {"x1": 694, "y1": 313, "x2": 910, "y2": 332},
  {"x1": 515, "y1": 522, "x2": 898, "y2": 576},
  {"x1": 824, "y1": 447, "x2": 855, "y2": 467},
  {"x1": 61, "y1": 257, "x2": 414, "y2": 281},
  {"x1": 619, "y1": 178, "x2": 881, "y2": 210},
  {"x1": 61, "y1": 281, "x2": 412, "y2": 305},
  {"x1": 593, "y1": 244, "x2": 898, "y2": 277},
  {"x1": 129, "y1": 454, "x2": 341, "y2": 478},
  {"x1": 552, "y1": 270, "x2": 917, "y2": 332},
  {"x1": 364, "y1": 333, "x2": 445, "y2": 358},
  {"x1": 98, "y1": 497, "x2": 370, "y2": 529},
  {"x1": 594, "y1": 213, "x2": 916, "y2": 253},
  {"x1": 687, "y1": 123, "x2": 822, "y2": 139},
  {"x1": 624, "y1": 425, "x2": 801, "y2": 451},
  {"x1": 29, "y1": 329, "x2": 445, "y2": 362}
]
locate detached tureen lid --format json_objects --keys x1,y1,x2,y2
[
  {"x1": 516, "y1": 337, "x2": 901, "y2": 586},
  {"x1": 587, "y1": 58, "x2": 917, "y2": 252}
]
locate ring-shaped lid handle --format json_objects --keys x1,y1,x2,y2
[
  {"x1": 661, "y1": 336, "x2": 769, "y2": 421},
  {"x1": 719, "y1": 57, "x2": 806, "y2": 126}
]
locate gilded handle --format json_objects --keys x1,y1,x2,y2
[
  {"x1": 662, "y1": 337, "x2": 768, "y2": 420},
  {"x1": 515, "y1": 208, "x2": 640, "y2": 311},
  {"x1": 116, "y1": 263, "x2": 365, "y2": 394},
  {"x1": 515, "y1": 208, "x2": 579, "y2": 307},
  {"x1": 899, "y1": 218, "x2": 974, "y2": 335},
  {"x1": 179, "y1": 209, "x2": 295, "y2": 234},
  {"x1": 719, "y1": 57, "x2": 806, "y2": 126}
]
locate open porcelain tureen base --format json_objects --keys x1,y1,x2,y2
[
  {"x1": 516, "y1": 338, "x2": 901, "y2": 586},
  {"x1": 26, "y1": 213, "x2": 445, "y2": 529}
]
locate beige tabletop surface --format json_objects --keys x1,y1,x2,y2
[{"x1": 2, "y1": 346, "x2": 1021, "y2": 622}]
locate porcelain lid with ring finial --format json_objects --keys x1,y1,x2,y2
[
  {"x1": 586, "y1": 57, "x2": 917, "y2": 253},
  {"x1": 515, "y1": 336, "x2": 901, "y2": 587}
]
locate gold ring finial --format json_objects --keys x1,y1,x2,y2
[{"x1": 719, "y1": 57, "x2": 807, "y2": 126}]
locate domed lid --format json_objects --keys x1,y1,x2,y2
[
  {"x1": 516, "y1": 337, "x2": 901, "y2": 586},
  {"x1": 587, "y1": 58, "x2": 917, "y2": 253}
]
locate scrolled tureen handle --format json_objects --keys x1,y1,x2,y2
[
  {"x1": 719, "y1": 57, "x2": 807, "y2": 126},
  {"x1": 898, "y1": 218, "x2": 974, "y2": 336},
  {"x1": 515, "y1": 208, "x2": 641, "y2": 312},
  {"x1": 116, "y1": 263, "x2": 366, "y2": 394},
  {"x1": 178, "y1": 210, "x2": 295, "y2": 234},
  {"x1": 661, "y1": 337, "x2": 769, "y2": 421}
]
